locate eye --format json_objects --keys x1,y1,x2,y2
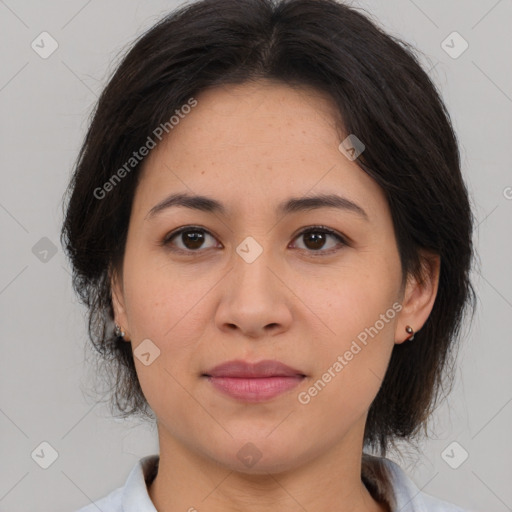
[
  {"x1": 162, "y1": 226, "x2": 220, "y2": 253},
  {"x1": 290, "y1": 226, "x2": 347, "y2": 254},
  {"x1": 161, "y1": 225, "x2": 348, "y2": 255}
]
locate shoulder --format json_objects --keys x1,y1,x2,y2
[
  {"x1": 75, "y1": 486, "x2": 123, "y2": 512},
  {"x1": 73, "y1": 454, "x2": 159, "y2": 512},
  {"x1": 363, "y1": 453, "x2": 474, "y2": 512},
  {"x1": 418, "y1": 491, "x2": 470, "y2": 512}
]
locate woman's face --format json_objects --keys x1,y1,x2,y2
[{"x1": 111, "y1": 80, "x2": 436, "y2": 473}]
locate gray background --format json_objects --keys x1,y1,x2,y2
[{"x1": 0, "y1": 0, "x2": 511, "y2": 511}]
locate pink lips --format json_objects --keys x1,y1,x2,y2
[{"x1": 203, "y1": 359, "x2": 306, "y2": 402}]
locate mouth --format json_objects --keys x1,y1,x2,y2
[{"x1": 202, "y1": 359, "x2": 306, "y2": 403}]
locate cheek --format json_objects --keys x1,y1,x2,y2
[
  {"x1": 122, "y1": 247, "x2": 208, "y2": 344},
  {"x1": 300, "y1": 296, "x2": 398, "y2": 420},
  {"x1": 300, "y1": 261, "x2": 399, "y2": 396},
  {"x1": 124, "y1": 267, "x2": 209, "y2": 422},
  {"x1": 302, "y1": 261, "x2": 399, "y2": 341}
]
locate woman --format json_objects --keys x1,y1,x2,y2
[{"x1": 61, "y1": 0, "x2": 477, "y2": 510}]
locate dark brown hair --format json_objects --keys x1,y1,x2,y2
[{"x1": 60, "y1": 0, "x2": 477, "y2": 454}]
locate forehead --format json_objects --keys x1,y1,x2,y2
[
  {"x1": 133, "y1": 80, "x2": 387, "y2": 223},
  {"x1": 144, "y1": 79, "x2": 343, "y2": 163},
  {"x1": 195, "y1": 79, "x2": 341, "y2": 120}
]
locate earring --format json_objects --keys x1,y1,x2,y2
[
  {"x1": 405, "y1": 325, "x2": 415, "y2": 341},
  {"x1": 114, "y1": 323, "x2": 125, "y2": 338}
]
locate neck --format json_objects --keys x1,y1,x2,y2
[{"x1": 148, "y1": 422, "x2": 389, "y2": 512}]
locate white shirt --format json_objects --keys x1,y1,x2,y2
[{"x1": 75, "y1": 453, "x2": 472, "y2": 512}]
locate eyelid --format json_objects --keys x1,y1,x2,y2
[
  {"x1": 290, "y1": 225, "x2": 348, "y2": 245},
  {"x1": 161, "y1": 225, "x2": 221, "y2": 250},
  {"x1": 161, "y1": 225, "x2": 349, "y2": 254}
]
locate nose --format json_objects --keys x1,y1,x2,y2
[{"x1": 214, "y1": 243, "x2": 293, "y2": 339}]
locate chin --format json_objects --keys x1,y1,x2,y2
[{"x1": 200, "y1": 434, "x2": 313, "y2": 476}]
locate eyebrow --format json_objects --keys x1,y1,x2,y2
[{"x1": 145, "y1": 192, "x2": 369, "y2": 221}]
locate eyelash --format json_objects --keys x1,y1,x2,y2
[{"x1": 160, "y1": 225, "x2": 348, "y2": 256}]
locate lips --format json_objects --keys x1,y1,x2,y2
[
  {"x1": 204, "y1": 359, "x2": 305, "y2": 378},
  {"x1": 203, "y1": 359, "x2": 306, "y2": 402}
]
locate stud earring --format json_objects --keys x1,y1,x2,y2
[
  {"x1": 405, "y1": 325, "x2": 415, "y2": 341},
  {"x1": 114, "y1": 323, "x2": 125, "y2": 338}
]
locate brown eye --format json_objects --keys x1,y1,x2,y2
[
  {"x1": 292, "y1": 227, "x2": 347, "y2": 254},
  {"x1": 303, "y1": 231, "x2": 327, "y2": 250},
  {"x1": 164, "y1": 227, "x2": 218, "y2": 252},
  {"x1": 162, "y1": 225, "x2": 347, "y2": 256},
  {"x1": 180, "y1": 230, "x2": 205, "y2": 250}
]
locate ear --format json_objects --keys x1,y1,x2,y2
[
  {"x1": 110, "y1": 265, "x2": 131, "y2": 342},
  {"x1": 395, "y1": 250, "x2": 441, "y2": 344}
]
